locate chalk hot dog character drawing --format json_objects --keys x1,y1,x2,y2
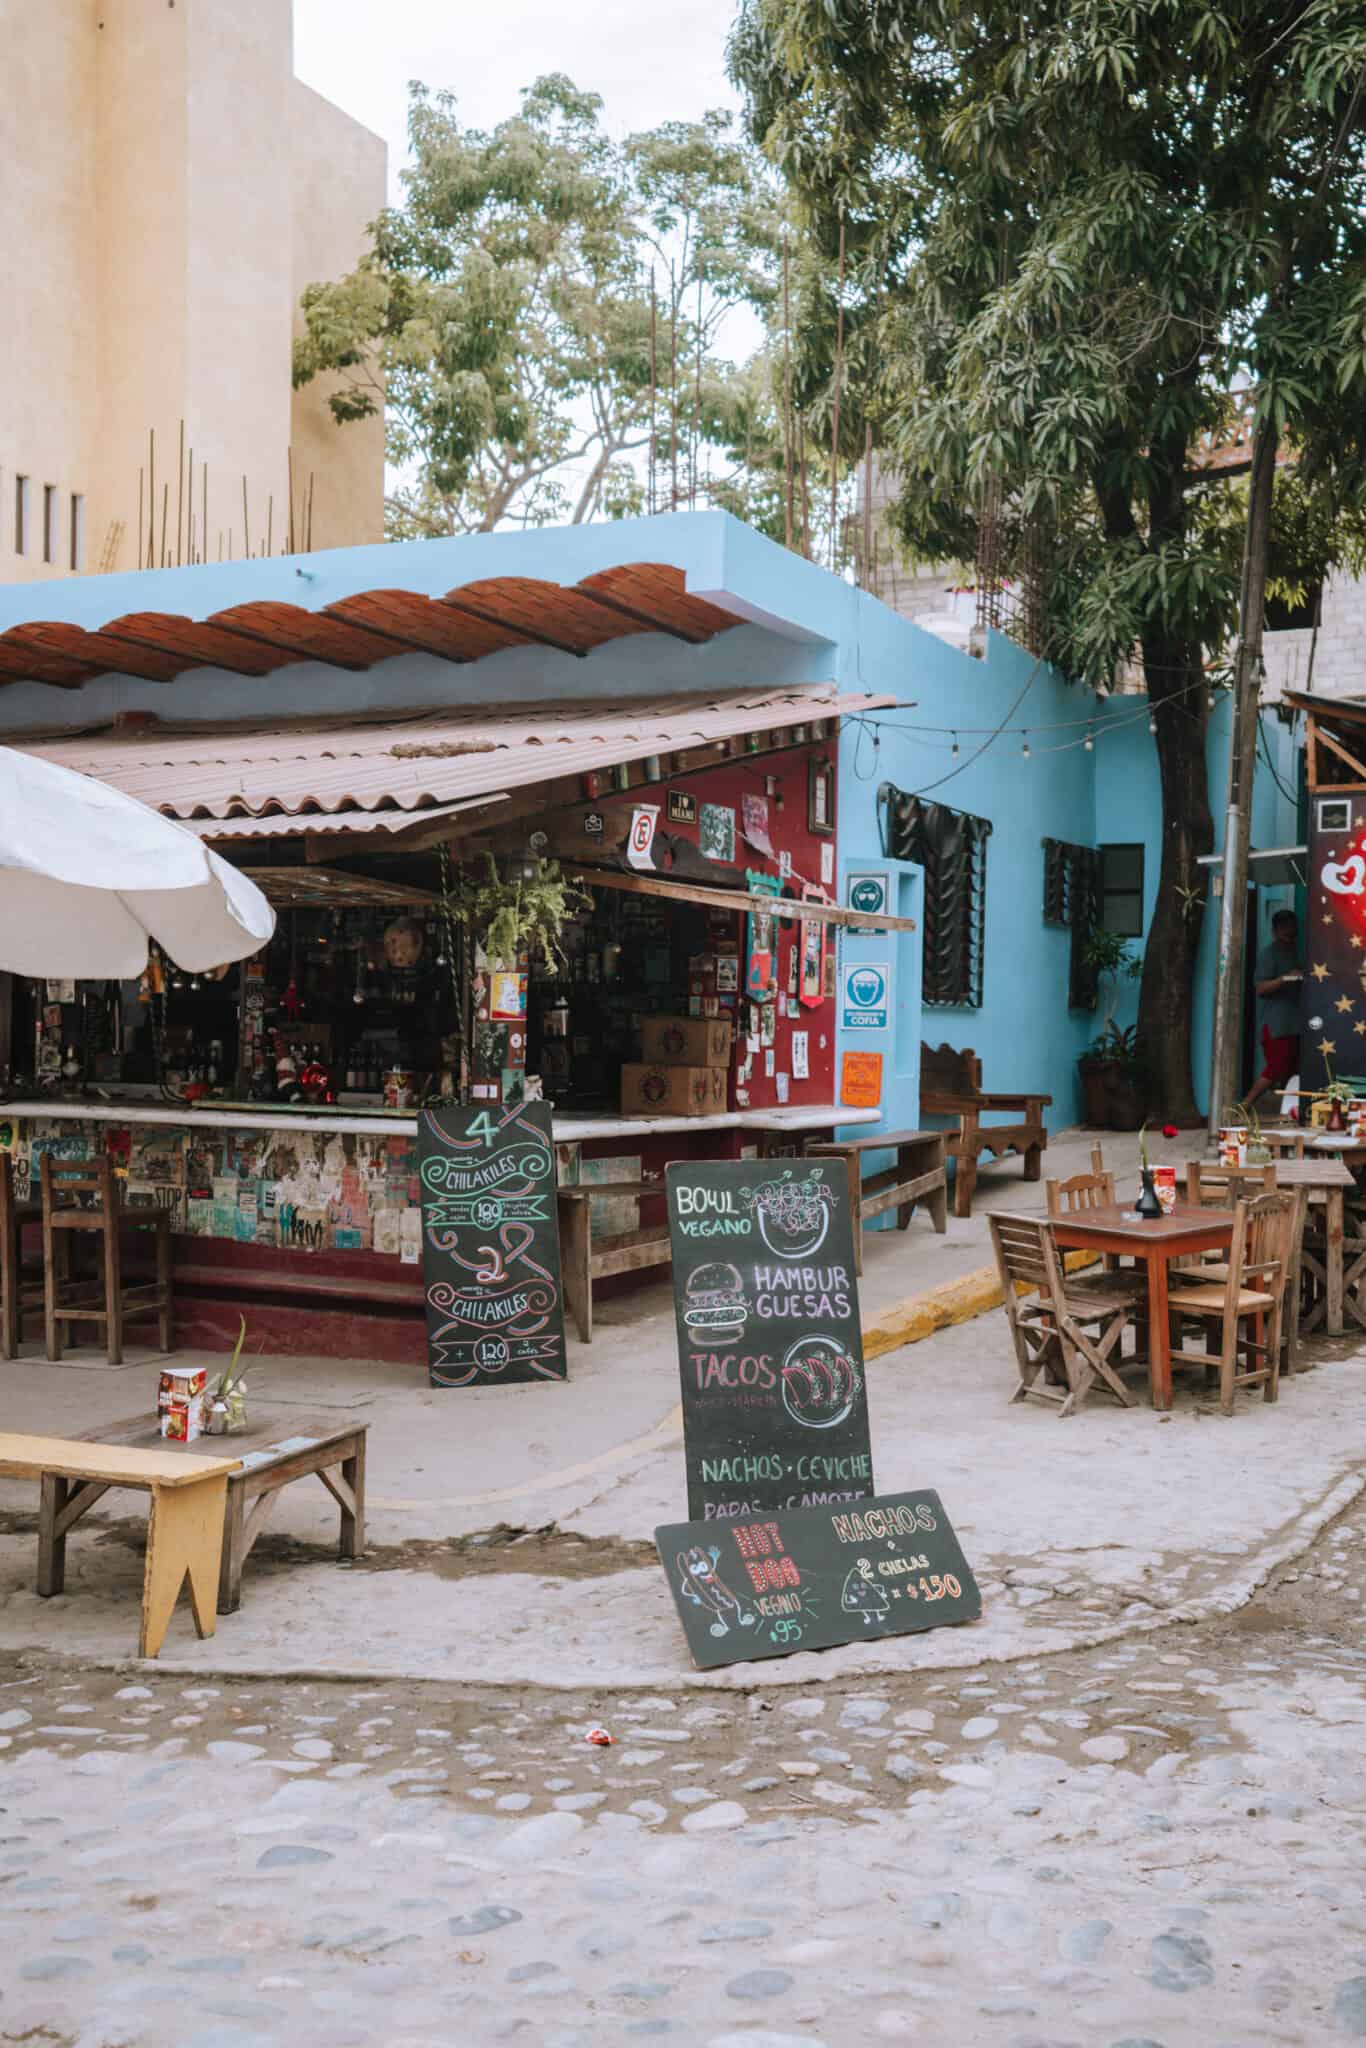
[{"x1": 676, "y1": 1544, "x2": 757, "y2": 1639}]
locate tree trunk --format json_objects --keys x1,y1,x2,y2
[{"x1": 1135, "y1": 646, "x2": 1212, "y2": 1124}]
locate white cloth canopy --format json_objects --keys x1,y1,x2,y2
[{"x1": 0, "y1": 745, "x2": 275, "y2": 977}]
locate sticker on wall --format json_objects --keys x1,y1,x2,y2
[
  {"x1": 490, "y1": 971, "x2": 528, "y2": 1022},
  {"x1": 699, "y1": 803, "x2": 737, "y2": 864},
  {"x1": 847, "y1": 871, "x2": 890, "y2": 929},
  {"x1": 779, "y1": 849, "x2": 793, "y2": 880},
  {"x1": 842, "y1": 962, "x2": 889, "y2": 1031},
  {"x1": 668, "y1": 789, "x2": 699, "y2": 825},
  {"x1": 741, "y1": 792, "x2": 774, "y2": 856},
  {"x1": 765, "y1": 1049, "x2": 776, "y2": 1077},
  {"x1": 820, "y1": 843, "x2": 834, "y2": 884},
  {"x1": 716, "y1": 955, "x2": 739, "y2": 994},
  {"x1": 583, "y1": 810, "x2": 605, "y2": 837},
  {"x1": 627, "y1": 804, "x2": 660, "y2": 870},
  {"x1": 841, "y1": 1050, "x2": 884, "y2": 1108},
  {"x1": 775, "y1": 1072, "x2": 790, "y2": 1105},
  {"x1": 791, "y1": 1030, "x2": 810, "y2": 1080}
]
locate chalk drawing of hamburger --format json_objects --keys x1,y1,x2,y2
[{"x1": 684, "y1": 1260, "x2": 749, "y2": 1340}]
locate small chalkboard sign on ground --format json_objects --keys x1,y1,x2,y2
[
  {"x1": 418, "y1": 1101, "x2": 568, "y2": 1389},
  {"x1": 665, "y1": 1159, "x2": 874, "y2": 1521},
  {"x1": 655, "y1": 1489, "x2": 980, "y2": 1670}
]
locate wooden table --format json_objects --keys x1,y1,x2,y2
[
  {"x1": 1049, "y1": 1200, "x2": 1234, "y2": 1410},
  {"x1": 805, "y1": 1130, "x2": 948, "y2": 1272},
  {"x1": 87, "y1": 1411, "x2": 367, "y2": 1614},
  {"x1": 1175, "y1": 1157, "x2": 1354, "y2": 1337},
  {"x1": 0, "y1": 1430, "x2": 240, "y2": 1658}
]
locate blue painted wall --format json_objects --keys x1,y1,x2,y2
[{"x1": 837, "y1": 618, "x2": 1102, "y2": 1139}]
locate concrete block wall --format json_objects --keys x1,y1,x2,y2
[{"x1": 1264, "y1": 571, "x2": 1366, "y2": 702}]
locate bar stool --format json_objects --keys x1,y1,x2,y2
[
  {"x1": 1, "y1": 1153, "x2": 43, "y2": 1358},
  {"x1": 40, "y1": 1152, "x2": 174, "y2": 1365}
]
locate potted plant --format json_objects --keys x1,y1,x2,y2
[
  {"x1": 1077, "y1": 929, "x2": 1146, "y2": 1128},
  {"x1": 206, "y1": 1317, "x2": 249, "y2": 1434},
  {"x1": 1240, "y1": 1098, "x2": 1273, "y2": 1165},
  {"x1": 1320, "y1": 1069, "x2": 1357, "y2": 1133}
]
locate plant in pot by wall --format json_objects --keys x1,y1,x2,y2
[
  {"x1": 1319, "y1": 1065, "x2": 1358, "y2": 1133},
  {"x1": 448, "y1": 854, "x2": 590, "y2": 972},
  {"x1": 1077, "y1": 928, "x2": 1146, "y2": 1128}
]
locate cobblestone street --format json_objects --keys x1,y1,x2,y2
[{"x1": 5, "y1": 1485, "x2": 1366, "y2": 2048}]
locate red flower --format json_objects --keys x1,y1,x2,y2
[{"x1": 1162, "y1": 1124, "x2": 1179, "y2": 1139}]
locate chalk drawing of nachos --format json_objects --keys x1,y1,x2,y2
[
  {"x1": 743, "y1": 1168, "x2": 836, "y2": 1258},
  {"x1": 676, "y1": 1545, "x2": 757, "y2": 1639},
  {"x1": 780, "y1": 1335, "x2": 861, "y2": 1429}
]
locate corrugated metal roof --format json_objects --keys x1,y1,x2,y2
[
  {"x1": 21, "y1": 689, "x2": 884, "y2": 823},
  {"x1": 0, "y1": 563, "x2": 744, "y2": 693}
]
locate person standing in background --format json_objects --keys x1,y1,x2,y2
[{"x1": 1245, "y1": 907, "x2": 1302, "y2": 1107}]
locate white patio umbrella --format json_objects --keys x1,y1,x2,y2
[{"x1": 0, "y1": 745, "x2": 276, "y2": 978}]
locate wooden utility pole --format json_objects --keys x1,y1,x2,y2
[
  {"x1": 1208, "y1": 416, "x2": 1277, "y2": 1136},
  {"x1": 829, "y1": 217, "x2": 845, "y2": 569},
  {"x1": 782, "y1": 236, "x2": 794, "y2": 549}
]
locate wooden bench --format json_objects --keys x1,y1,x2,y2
[
  {"x1": 89, "y1": 1410, "x2": 367, "y2": 1614},
  {"x1": 921, "y1": 1042, "x2": 1051, "y2": 1218},
  {"x1": 558, "y1": 1181, "x2": 670, "y2": 1344},
  {"x1": 0, "y1": 1431, "x2": 240, "y2": 1658},
  {"x1": 805, "y1": 1130, "x2": 948, "y2": 1272}
]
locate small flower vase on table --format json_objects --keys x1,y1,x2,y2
[{"x1": 1134, "y1": 1167, "x2": 1163, "y2": 1218}]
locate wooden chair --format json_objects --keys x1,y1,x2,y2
[
  {"x1": 1167, "y1": 1191, "x2": 1295, "y2": 1413},
  {"x1": 1045, "y1": 1152, "x2": 1146, "y2": 1304},
  {"x1": 1, "y1": 1153, "x2": 43, "y2": 1359},
  {"x1": 921, "y1": 1042, "x2": 1051, "y2": 1218},
  {"x1": 987, "y1": 1211, "x2": 1139, "y2": 1417},
  {"x1": 1187, "y1": 1160, "x2": 1275, "y2": 1205},
  {"x1": 41, "y1": 1153, "x2": 173, "y2": 1365}
]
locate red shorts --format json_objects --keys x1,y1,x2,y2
[{"x1": 1260, "y1": 1025, "x2": 1299, "y2": 1087}]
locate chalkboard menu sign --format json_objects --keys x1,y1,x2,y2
[
  {"x1": 665, "y1": 1159, "x2": 873, "y2": 1520},
  {"x1": 656, "y1": 1489, "x2": 980, "y2": 1669},
  {"x1": 419, "y1": 1101, "x2": 568, "y2": 1389}
]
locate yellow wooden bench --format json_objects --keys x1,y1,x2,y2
[{"x1": 0, "y1": 1431, "x2": 241, "y2": 1659}]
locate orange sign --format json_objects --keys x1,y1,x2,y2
[{"x1": 840, "y1": 1050, "x2": 883, "y2": 1109}]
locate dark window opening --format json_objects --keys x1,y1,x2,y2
[{"x1": 1099, "y1": 842, "x2": 1145, "y2": 938}]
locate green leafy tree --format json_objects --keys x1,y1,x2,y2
[
  {"x1": 732, "y1": 0, "x2": 1366, "y2": 1120},
  {"x1": 295, "y1": 78, "x2": 790, "y2": 538}
]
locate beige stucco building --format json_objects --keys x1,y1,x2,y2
[{"x1": 0, "y1": 0, "x2": 385, "y2": 585}]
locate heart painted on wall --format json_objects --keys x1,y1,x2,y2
[{"x1": 1322, "y1": 854, "x2": 1366, "y2": 896}]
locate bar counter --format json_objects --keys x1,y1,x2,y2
[{"x1": 0, "y1": 1098, "x2": 880, "y2": 1142}]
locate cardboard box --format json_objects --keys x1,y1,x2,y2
[
  {"x1": 640, "y1": 1015, "x2": 733, "y2": 1068},
  {"x1": 159, "y1": 1364, "x2": 207, "y2": 1443},
  {"x1": 622, "y1": 1062, "x2": 729, "y2": 1117}
]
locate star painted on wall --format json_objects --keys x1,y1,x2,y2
[
  {"x1": 1355, "y1": 1022, "x2": 1366, "y2": 1036},
  {"x1": 1312, "y1": 962, "x2": 1331, "y2": 981},
  {"x1": 1324, "y1": 913, "x2": 1334, "y2": 924},
  {"x1": 1352, "y1": 935, "x2": 1364, "y2": 950},
  {"x1": 1337, "y1": 995, "x2": 1355, "y2": 1013},
  {"x1": 1319, "y1": 1037, "x2": 1338, "y2": 1057}
]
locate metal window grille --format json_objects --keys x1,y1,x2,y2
[
  {"x1": 1043, "y1": 838, "x2": 1102, "y2": 1010},
  {"x1": 879, "y1": 785, "x2": 991, "y2": 1008}
]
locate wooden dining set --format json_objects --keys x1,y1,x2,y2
[{"x1": 988, "y1": 1130, "x2": 1365, "y2": 1419}]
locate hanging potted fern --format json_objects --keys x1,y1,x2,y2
[{"x1": 446, "y1": 854, "x2": 590, "y2": 969}]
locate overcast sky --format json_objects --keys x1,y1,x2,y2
[{"x1": 294, "y1": 0, "x2": 747, "y2": 194}]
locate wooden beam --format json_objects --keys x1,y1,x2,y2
[
  {"x1": 1315, "y1": 725, "x2": 1366, "y2": 787},
  {"x1": 576, "y1": 864, "x2": 917, "y2": 933}
]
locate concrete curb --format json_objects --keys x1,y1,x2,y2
[
  {"x1": 863, "y1": 1250, "x2": 1098, "y2": 1361},
  {"x1": 25, "y1": 1459, "x2": 1363, "y2": 1693}
]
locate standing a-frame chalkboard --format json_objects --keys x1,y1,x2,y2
[
  {"x1": 419, "y1": 1101, "x2": 568, "y2": 1388},
  {"x1": 665, "y1": 1158, "x2": 874, "y2": 1520}
]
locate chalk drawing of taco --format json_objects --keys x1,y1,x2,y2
[
  {"x1": 745, "y1": 1168, "x2": 836, "y2": 1258},
  {"x1": 780, "y1": 1333, "x2": 861, "y2": 1429}
]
